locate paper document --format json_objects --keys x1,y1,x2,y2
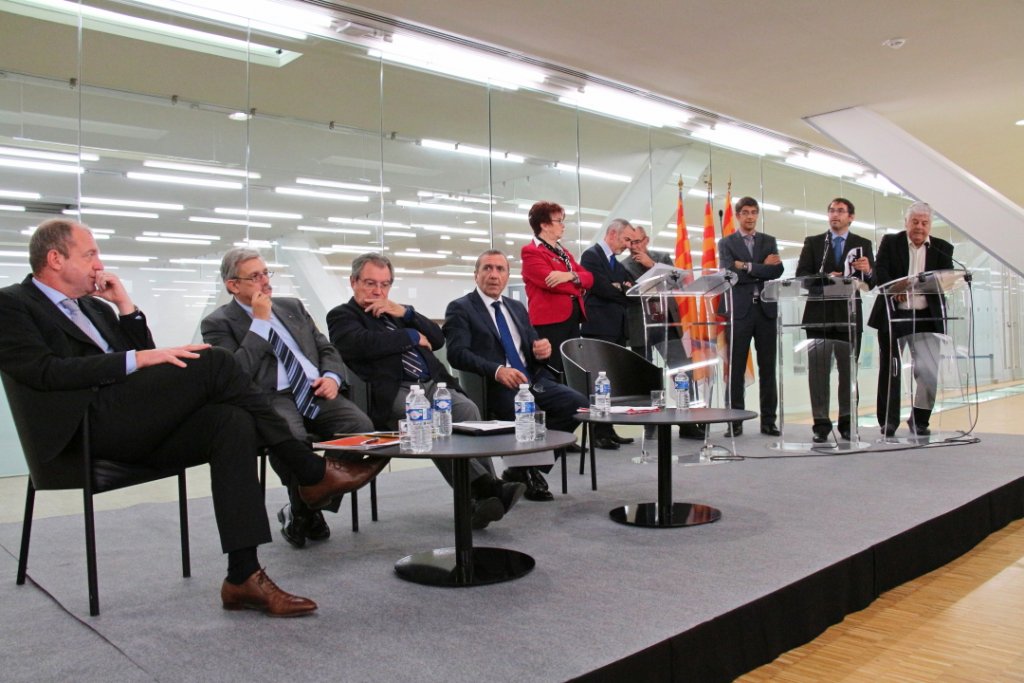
[{"x1": 314, "y1": 433, "x2": 399, "y2": 450}]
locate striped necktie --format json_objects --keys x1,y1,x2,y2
[
  {"x1": 267, "y1": 328, "x2": 320, "y2": 419},
  {"x1": 61, "y1": 298, "x2": 110, "y2": 351},
  {"x1": 382, "y1": 316, "x2": 429, "y2": 380}
]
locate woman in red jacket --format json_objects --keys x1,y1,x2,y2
[{"x1": 520, "y1": 200, "x2": 594, "y2": 372}]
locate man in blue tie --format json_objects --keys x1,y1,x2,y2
[
  {"x1": 795, "y1": 198, "x2": 875, "y2": 443},
  {"x1": 328, "y1": 253, "x2": 525, "y2": 529},
  {"x1": 444, "y1": 250, "x2": 587, "y2": 501},
  {"x1": 579, "y1": 218, "x2": 637, "y2": 449},
  {"x1": 202, "y1": 248, "x2": 375, "y2": 548}
]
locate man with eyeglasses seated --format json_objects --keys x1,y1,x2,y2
[
  {"x1": 443, "y1": 250, "x2": 587, "y2": 502},
  {"x1": 327, "y1": 252, "x2": 525, "y2": 530},
  {"x1": 202, "y1": 248, "x2": 376, "y2": 549},
  {"x1": 0, "y1": 219, "x2": 386, "y2": 617}
]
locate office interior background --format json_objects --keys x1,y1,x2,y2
[{"x1": 0, "y1": 0, "x2": 1021, "y2": 475}]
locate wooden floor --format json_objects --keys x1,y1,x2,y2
[{"x1": 740, "y1": 393, "x2": 1024, "y2": 683}]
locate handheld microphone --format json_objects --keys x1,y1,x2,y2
[{"x1": 818, "y1": 231, "x2": 831, "y2": 274}]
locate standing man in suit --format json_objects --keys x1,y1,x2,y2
[
  {"x1": 868, "y1": 201, "x2": 954, "y2": 437},
  {"x1": 328, "y1": 252, "x2": 525, "y2": 530},
  {"x1": 795, "y1": 198, "x2": 875, "y2": 443},
  {"x1": 443, "y1": 250, "x2": 587, "y2": 501},
  {"x1": 0, "y1": 219, "x2": 385, "y2": 616},
  {"x1": 578, "y1": 218, "x2": 636, "y2": 449},
  {"x1": 718, "y1": 197, "x2": 785, "y2": 437},
  {"x1": 202, "y1": 248, "x2": 375, "y2": 549}
]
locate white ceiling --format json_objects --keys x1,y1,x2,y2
[{"x1": 346, "y1": 0, "x2": 1024, "y2": 208}]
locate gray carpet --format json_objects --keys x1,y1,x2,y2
[{"x1": 1, "y1": 432, "x2": 1021, "y2": 682}]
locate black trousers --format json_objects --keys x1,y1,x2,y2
[
  {"x1": 88, "y1": 347, "x2": 308, "y2": 553},
  {"x1": 729, "y1": 303, "x2": 777, "y2": 425}
]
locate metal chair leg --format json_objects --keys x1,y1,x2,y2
[
  {"x1": 83, "y1": 488, "x2": 99, "y2": 616},
  {"x1": 370, "y1": 477, "x2": 378, "y2": 521},
  {"x1": 16, "y1": 479, "x2": 35, "y2": 586},
  {"x1": 178, "y1": 473, "x2": 190, "y2": 578},
  {"x1": 350, "y1": 489, "x2": 360, "y2": 532}
]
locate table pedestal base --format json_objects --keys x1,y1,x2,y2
[
  {"x1": 609, "y1": 502, "x2": 722, "y2": 528},
  {"x1": 394, "y1": 547, "x2": 535, "y2": 586}
]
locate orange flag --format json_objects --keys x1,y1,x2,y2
[{"x1": 673, "y1": 178, "x2": 695, "y2": 356}]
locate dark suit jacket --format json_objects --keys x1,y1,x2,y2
[
  {"x1": 200, "y1": 297, "x2": 345, "y2": 392},
  {"x1": 621, "y1": 250, "x2": 675, "y2": 346},
  {"x1": 868, "y1": 231, "x2": 954, "y2": 331},
  {"x1": 0, "y1": 275, "x2": 153, "y2": 463},
  {"x1": 795, "y1": 231, "x2": 876, "y2": 339},
  {"x1": 443, "y1": 291, "x2": 549, "y2": 416},
  {"x1": 326, "y1": 298, "x2": 459, "y2": 428},
  {"x1": 718, "y1": 231, "x2": 785, "y2": 319},
  {"x1": 579, "y1": 243, "x2": 633, "y2": 339}
]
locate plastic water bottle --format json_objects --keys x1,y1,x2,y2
[
  {"x1": 594, "y1": 371, "x2": 611, "y2": 414},
  {"x1": 433, "y1": 382, "x2": 453, "y2": 437},
  {"x1": 673, "y1": 370, "x2": 690, "y2": 410},
  {"x1": 407, "y1": 388, "x2": 433, "y2": 453},
  {"x1": 514, "y1": 383, "x2": 536, "y2": 442}
]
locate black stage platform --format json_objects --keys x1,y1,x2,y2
[{"x1": 1, "y1": 432, "x2": 1021, "y2": 682}]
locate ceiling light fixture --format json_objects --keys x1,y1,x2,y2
[
  {"x1": 127, "y1": 171, "x2": 243, "y2": 189},
  {"x1": 143, "y1": 160, "x2": 259, "y2": 179},
  {"x1": 785, "y1": 152, "x2": 865, "y2": 178},
  {"x1": 189, "y1": 216, "x2": 272, "y2": 228},
  {"x1": 691, "y1": 123, "x2": 792, "y2": 156},
  {"x1": 143, "y1": 231, "x2": 220, "y2": 240},
  {"x1": 553, "y1": 162, "x2": 631, "y2": 183},
  {"x1": 0, "y1": 189, "x2": 41, "y2": 200},
  {"x1": 559, "y1": 84, "x2": 689, "y2": 129},
  {"x1": 0, "y1": 157, "x2": 82, "y2": 174},
  {"x1": 136, "y1": 236, "x2": 213, "y2": 245},
  {"x1": 0, "y1": 145, "x2": 98, "y2": 162},
  {"x1": 328, "y1": 217, "x2": 407, "y2": 228},
  {"x1": 792, "y1": 209, "x2": 829, "y2": 222},
  {"x1": 126, "y1": 0, "x2": 332, "y2": 41},
  {"x1": 396, "y1": 199, "x2": 476, "y2": 214},
  {"x1": 215, "y1": 208, "x2": 302, "y2": 219},
  {"x1": 275, "y1": 186, "x2": 369, "y2": 202},
  {"x1": 297, "y1": 177, "x2": 389, "y2": 193},
  {"x1": 854, "y1": 173, "x2": 902, "y2": 195},
  {"x1": 413, "y1": 223, "x2": 489, "y2": 236},
  {"x1": 297, "y1": 225, "x2": 372, "y2": 236},
  {"x1": 420, "y1": 139, "x2": 525, "y2": 163},
  {"x1": 81, "y1": 196, "x2": 184, "y2": 210},
  {"x1": 0, "y1": 204, "x2": 26, "y2": 212},
  {"x1": 65, "y1": 208, "x2": 158, "y2": 219}
]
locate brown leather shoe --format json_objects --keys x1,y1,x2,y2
[
  {"x1": 221, "y1": 568, "x2": 317, "y2": 617},
  {"x1": 299, "y1": 456, "x2": 389, "y2": 510}
]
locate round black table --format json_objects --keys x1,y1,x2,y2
[
  {"x1": 576, "y1": 408, "x2": 755, "y2": 528},
  {"x1": 359, "y1": 430, "x2": 576, "y2": 587}
]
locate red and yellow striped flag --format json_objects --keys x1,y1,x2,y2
[{"x1": 673, "y1": 178, "x2": 695, "y2": 356}]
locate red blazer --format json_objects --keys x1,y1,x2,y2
[{"x1": 520, "y1": 241, "x2": 594, "y2": 326}]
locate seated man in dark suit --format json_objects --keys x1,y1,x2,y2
[
  {"x1": 0, "y1": 219, "x2": 386, "y2": 617},
  {"x1": 202, "y1": 247, "x2": 375, "y2": 549},
  {"x1": 443, "y1": 250, "x2": 587, "y2": 501},
  {"x1": 327, "y1": 252, "x2": 525, "y2": 530}
]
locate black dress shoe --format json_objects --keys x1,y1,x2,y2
[
  {"x1": 497, "y1": 481, "x2": 527, "y2": 512},
  {"x1": 725, "y1": 424, "x2": 742, "y2": 438},
  {"x1": 277, "y1": 504, "x2": 308, "y2": 549},
  {"x1": 678, "y1": 424, "x2": 705, "y2": 440},
  {"x1": 306, "y1": 510, "x2": 331, "y2": 541},
  {"x1": 524, "y1": 469, "x2": 553, "y2": 501},
  {"x1": 593, "y1": 436, "x2": 620, "y2": 450},
  {"x1": 812, "y1": 432, "x2": 829, "y2": 443},
  {"x1": 610, "y1": 432, "x2": 635, "y2": 445},
  {"x1": 471, "y1": 497, "x2": 505, "y2": 530},
  {"x1": 882, "y1": 425, "x2": 897, "y2": 437},
  {"x1": 839, "y1": 430, "x2": 852, "y2": 442},
  {"x1": 908, "y1": 420, "x2": 931, "y2": 436},
  {"x1": 760, "y1": 424, "x2": 781, "y2": 437}
]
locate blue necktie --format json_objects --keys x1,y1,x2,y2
[
  {"x1": 833, "y1": 235, "x2": 845, "y2": 265},
  {"x1": 267, "y1": 328, "x2": 320, "y2": 420},
  {"x1": 492, "y1": 301, "x2": 529, "y2": 379},
  {"x1": 609, "y1": 253, "x2": 617, "y2": 270},
  {"x1": 382, "y1": 316, "x2": 429, "y2": 380}
]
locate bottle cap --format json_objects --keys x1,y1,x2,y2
[
  {"x1": 519, "y1": 383, "x2": 529, "y2": 389},
  {"x1": 437, "y1": 382, "x2": 446, "y2": 388}
]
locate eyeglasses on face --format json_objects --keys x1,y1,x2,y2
[
  {"x1": 358, "y1": 278, "x2": 393, "y2": 290},
  {"x1": 232, "y1": 270, "x2": 274, "y2": 283}
]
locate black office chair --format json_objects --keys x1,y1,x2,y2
[
  {"x1": 2, "y1": 372, "x2": 192, "y2": 616},
  {"x1": 560, "y1": 338, "x2": 664, "y2": 490},
  {"x1": 342, "y1": 367, "x2": 380, "y2": 528}
]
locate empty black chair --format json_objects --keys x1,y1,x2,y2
[
  {"x1": 3, "y1": 371, "x2": 192, "y2": 616},
  {"x1": 560, "y1": 338, "x2": 664, "y2": 489},
  {"x1": 339, "y1": 366, "x2": 380, "y2": 529}
]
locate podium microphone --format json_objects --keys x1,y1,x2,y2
[{"x1": 927, "y1": 242, "x2": 971, "y2": 281}]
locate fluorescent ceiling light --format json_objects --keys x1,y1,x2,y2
[
  {"x1": 143, "y1": 160, "x2": 259, "y2": 179},
  {"x1": 559, "y1": 84, "x2": 689, "y2": 128},
  {"x1": 0, "y1": 145, "x2": 98, "y2": 162},
  {"x1": 493, "y1": 211, "x2": 528, "y2": 220},
  {"x1": 140, "y1": 267, "x2": 198, "y2": 272},
  {"x1": 436, "y1": 271, "x2": 474, "y2": 277},
  {"x1": 553, "y1": 162, "x2": 631, "y2": 183},
  {"x1": 189, "y1": 216, "x2": 272, "y2": 228},
  {"x1": 761, "y1": 203, "x2": 782, "y2": 212},
  {"x1": 417, "y1": 191, "x2": 494, "y2": 205},
  {"x1": 65, "y1": 208, "x2": 158, "y2": 219},
  {"x1": 855, "y1": 173, "x2": 902, "y2": 195},
  {"x1": 81, "y1": 196, "x2": 184, "y2": 210},
  {"x1": 785, "y1": 152, "x2": 865, "y2": 178},
  {"x1": 171, "y1": 258, "x2": 224, "y2": 265},
  {"x1": 413, "y1": 224, "x2": 488, "y2": 236},
  {"x1": 0, "y1": 250, "x2": 28, "y2": 258},
  {"x1": 127, "y1": 171, "x2": 243, "y2": 189},
  {"x1": 324, "y1": 245, "x2": 379, "y2": 255},
  {"x1": 384, "y1": 231, "x2": 417, "y2": 238},
  {"x1": 393, "y1": 251, "x2": 446, "y2": 259},
  {"x1": 328, "y1": 217, "x2": 407, "y2": 228},
  {"x1": 0, "y1": 157, "x2": 82, "y2": 174},
  {"x1": 503, "y1": 233, "x2": 534, "y2": 241},
  {"x1": 776, "y1": 240, "x2": 804, "y2": 248},
  {"x1": 691, "y1": 123, "x2": 792, "y2": 157},
  {"x1": 97, "y1": 253, "x2": 156, "y2": 262},
  {"x1": 2, "y1": 0, "x2": 302, "y2": 68},
  {"x1": 297, "y1": 177, "x2": 388, "y2": 193},
  {"x1": 275, "y1": 186, "x2": 369, "y2": 203},
  {"x1": 793, "y1": 209, "x2": 828, "y2": 222},
  {"x1": 468, "y1": 238, "x2": 491, "y2": 244},
  {"x1": 298, "y1": 225, "x2": 372, "y2": 235},
  {"x1": 143, "y1": 231, "x2": 220, "y2": 240},
  {"x1": 369, "y1": 34, "x2": 546, "y2": 91},
  {"x1": 126, "y1": 0, "x2": 332, "y2": 41},
  {"x1": 0, "y1": 204, "x2": 26, "y2": 211},
  {"x1": 215, "y1": 208, "x2": 302, "y2": 219},
  {"x1": 234, "y1": 239, "x2": 276, "y2": 249},
  {"x1": 396, "y1": 199, "x2": 476, "y2": 214},
  {"x1": 0, "y1": 189, "x2": 41, "y2": 200},
  {"x1": 136, "y1": 236, "x2": 212, "y2": 245},
  {"x1": 420, "y1": 139, "x2": 525, "y2": 163},
  {"x1": 579, "y1": 221, "x2": 602, "y2": 229}
]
